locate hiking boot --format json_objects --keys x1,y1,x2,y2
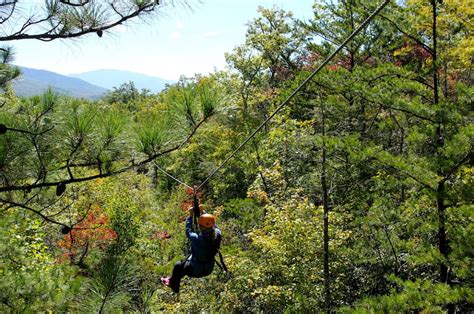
[{"x1": 169, "y1": 279, "x2": 180, "y2": 293}]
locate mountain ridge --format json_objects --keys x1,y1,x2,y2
[
  {"x1": 11, "y1": 66, "x2": 176, "y2": 99},
  {"x1": 69, "y1": 69, "x2": 176, "y2": 93},
  {"x1": 12, "y1": 66, "x2": 108, "y2": 100}
]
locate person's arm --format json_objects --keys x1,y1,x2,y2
[
  {"x1": 214, "y1": 226, "x2": 222, "y2": 249},
  {"x1": 185, "y1": 215, "x2": 198, "y2": 240}
]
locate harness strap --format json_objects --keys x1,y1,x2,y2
[{"x1": 215, "y1": 250, "x2": 228, "y2": 273}]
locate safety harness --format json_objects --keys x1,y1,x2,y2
[{"x1": 192, "y1": 188, "x2": 228, "y2": 274}]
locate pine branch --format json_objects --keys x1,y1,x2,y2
[
  {"x1": 378, "y1": 13, "x2": 434, "y2": 55},
  {"x1": 440, "y1": 150, "x2": 472, "y2": 185},
  {"x1": 0, "y1": 2, "x2": 159, "y2": 42},
  {"x1": 359, "y1": 94, "x2": 438, "y2": 123},
  {"x1": 0, "y1": 115, "x2": 209, "y2": 193}
]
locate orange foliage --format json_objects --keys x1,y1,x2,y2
[
  {"x1": 151, "y1": 230, "x2": 172, "y2": 240},
  {"x1": 57, "y1": 204, "x2": 116, "y2": 265}
]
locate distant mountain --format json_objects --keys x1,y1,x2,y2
[
  {"x1": 69, "y1": 69, "x2": 175, "y2": 93},
  {"x1": 12, "y1": 66, "x2": 108, "y2": 100}
]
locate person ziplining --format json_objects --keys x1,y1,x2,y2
[{"x1": 160, "y1": 204, "x2": 222, "y2": 293}]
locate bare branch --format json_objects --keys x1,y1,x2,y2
[
  {"x1": 110, "y1": 2, "x2": 124, "y2": 19},
  {"x1": 366, "y1": 104, "x2": 383, "y2": 133},
  {"x1": 0, "y1": 198, "x2": 70, "y2": 227},
  {"x1": 47, "y1": 200, "x2": 74, "y2": 218},
  {"x1": 385, "y1": 164, "x2": 435, "y2": 191},
  {"x1": 4, "y1": 125, "x2": 55, "y2": 136},
  {"x1": 14, "y1": 14, "x2": 55, "y2": 38},
  {"x1": 0, "y1": 0, "x2": 16, "y2": 25},
  {"x1": 59, "y1": 0, "x2": 90, "y2": 7},
  {"x1": 367, "y1": 73, "x2": 434, "y2": 90}
]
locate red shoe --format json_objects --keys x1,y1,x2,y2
[
  {"x1": 161, "y1": 276, "x2": 180, "y2": 293},
  {"x1": 160, "y1": 276, "x2": 171, "y2": 286}
]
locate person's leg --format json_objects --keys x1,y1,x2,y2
[
  {"x1": 161, "y1": 260, "x2": 184, "y2": 292},
  {"x1": 167, "y1": 260, "x2": 193, "y2": 293}
]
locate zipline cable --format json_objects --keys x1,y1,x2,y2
[
  {"x1": 196, "y1": 0, "x2": 391, "y2": 191},
  {"x1": 153, "y1": 161, "x2": 194, "y2": 190},
  {"x1": 153, "y1": 164, "x2": 202, "y2": 221}
]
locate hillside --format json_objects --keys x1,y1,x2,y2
[
  {"x1": 12, "y1": 66, "x2": 108, "y2": 99},
  {"x1": 69, "y1": 69, "x2": 175, "y2": 93}
]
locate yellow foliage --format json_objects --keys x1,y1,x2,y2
[
  {"x1": 450, "y1": 37, "x2": 474, "y2": 67},
  {"x1": 393, "y1": 46, "x2": 413, "y2": 57},
  {"x1": 405, "y1": 0, "x2": 473, "y2": 66}
]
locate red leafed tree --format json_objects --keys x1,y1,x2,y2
[
  {"x1": 393, "y1": 41, "x2": 432, "y2": 68},
  {"x1": 57, "y1": 204, "x2": 116, "y2": 268}
]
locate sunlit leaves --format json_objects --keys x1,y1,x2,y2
[
  {"x1": 63, "y1": 100, "x2": 96, "y2": 152},
  {"x1": 347, "y1": 277, "x2": 474, "y2": 312},
  {"x1": 135, "y1": 110, "x2": 170, "y2": 156},
  {"x1": 165, "y1": 76, "x2": 222, "y2": 129},
  {"x1": 0, "y1": 211, "x2": 81, "y2": 312},
  {"x1": 92, "y1": 109, "x2": 128, "y2": 169},
  {"x1": 197, "y1": 77, "x2": 221, "y2": 119}
]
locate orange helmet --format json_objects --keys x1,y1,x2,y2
[{"x1": 198, "y1": 214, "x2": 216, "y2": 229}]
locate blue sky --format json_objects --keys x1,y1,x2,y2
[{"x1": 13, "y1": 0, "x2": 315, "y2": 80}]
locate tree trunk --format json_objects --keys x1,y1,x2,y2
[
  {"x1": 321, "y1": 102, "x2": 330, "y2": 313},
  {"x1": 437, "y1": 181, "x2": 449, "y2": 283},
  {"x1": 431, "y1": 0, "x2": 449, "y2": 286}
]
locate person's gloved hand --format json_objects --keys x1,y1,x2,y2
[{"x1": 188, "y1": 206, "x2": 205, "y2": 216}]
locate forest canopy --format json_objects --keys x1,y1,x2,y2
[{"x1": 0, "y1": 0, "x2": 473, "y2": 312}]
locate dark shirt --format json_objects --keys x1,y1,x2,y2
[{"x1": 185, "y1": 216, "x2": 222, "y2": 277}]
